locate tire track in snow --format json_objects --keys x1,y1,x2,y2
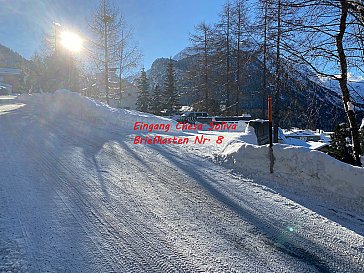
[
  {"x1": 154, "y1": 145, "x2": 364, "y2": 273},
  {"x1": 28, "y1": 131, "x2": 150, "y2": 272},
  {"x1": 110, "y1": 137, "x2": 364, "y2": 272},
  {"x1": 43, "y1": 118, "x2": 243, "y2": 271},
  {"x1": 31, "y1": 116, "x2": 200, "y2": 272},
  {"x1": 0, "y1": 113, "x2": 43, "y2": 273},
  {"x1": 44, "y1": 114, "x2": 364, "y2": 272},
  {"x1": 1, "y1": 113, "x2": 121, "y2": 272},
  {"x1": 38, "y1": 115, "x2": 262, "y2": 271},
  {"x1": 46, "y1": 118, "x2": 322, "y2": 272},
  {"x1": 2, "y1": 105, "x2": 363, "y2": 272}
]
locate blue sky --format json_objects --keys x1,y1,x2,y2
[{"x1": 0, "y1": 0, "x2": 223, "y2": 69}]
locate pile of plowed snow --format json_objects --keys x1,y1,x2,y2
[
  {"x1": 18, "y1": 90, "x2": 177, "y2": 132},
  {"x1": 218, "y1": 142, "x2": 364, "y2": 211}
]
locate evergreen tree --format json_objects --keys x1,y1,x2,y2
[
  {"x1": 328, "y1": 123, "x2": 355, "y2": 165},
  {"x1": 163, "y1": 58, "x2": 179, "y2": 114},
  {"x1": 151, "y1": 85, "x2": 162, "y2": 115},
  {"x1": 136, "y1": 68, "x2": 149, "y2": 112},
  {"x1": 360, "y1": 119, "x2": 364, "y2": 154}
]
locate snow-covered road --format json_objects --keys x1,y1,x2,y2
[{"x1": 0, "y1": 96, "x2": 363, "y2": 272}]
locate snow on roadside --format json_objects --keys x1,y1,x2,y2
[
  {"x1": 18, "y1": 90, "x2": 178, "y2": 132},
  {"x1": 17, "y1": 90, "x2": 248, "y2": 151},
  {"x1": 217, "y1": 141, "x2": 364, "y2": 213}
]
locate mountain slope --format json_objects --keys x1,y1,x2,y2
[
  {"x1": 319, "y1": 75, "x2": 364, "y2": 107},
  {"x1": 0, "y1": 43, "x2": 28, "y2": 68},
  {"x1": 147, "y1": 49, "x2": 357, "y2": 131}
]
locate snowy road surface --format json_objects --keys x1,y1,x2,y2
[{"x1": 0, "y1": 96, "x2": 363, "y2": 272}]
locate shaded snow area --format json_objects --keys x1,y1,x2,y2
[{"x1": 1, "y1": 91, "x2": 363, "y2": 272}]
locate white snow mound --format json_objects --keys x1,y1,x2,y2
[
  {"x1": 219, "y1": 142, "x2": 364, "y2": 204},
  {"x1": 18, "y1": 90, "x2": 177, "y2": 132}
]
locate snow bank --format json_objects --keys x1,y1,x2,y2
[
  {"x1": 18, "y1": 90, "x2": 177, "y2": 132},
  {"x1": 238, "y1": 125, "x2": 258, "y2": 145},
  {"x1": 17, "y1": 91, "x2": 249, "y2": 135},
  {"x1": 218, "y1": 142, "x2": 364, "y2": 209}
]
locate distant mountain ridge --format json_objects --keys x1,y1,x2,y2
[
  {"x1": 147, "y1": 48, "x2": 364, "y2": 131},
  {"x1": 172, "y1": 48, "x2": 197, "y2": 61},
  {"x1": 318, "y1": 75, "x2": 364, "y2": 107},
  {"x1": 0, "y1": 43, "x2": 28, "y2": 68},
  {"x1": 147, "y1": 57, "x2": 189, "y2": 99}
]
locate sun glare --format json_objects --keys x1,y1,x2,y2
[{"x1": 60, "y1": 31, "x2": 83, "y2": 52}]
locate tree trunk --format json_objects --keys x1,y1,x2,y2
[
  {"x1": 119, "y1": 31, "x2": 124, "y2": 107},
  {"x1": 262, "y1": 0, "x2": 268, "y2": 118},
  {"x1": 204, "y1": 27, "x2": 209, "y2": 111},
  {"x1": 226, "y1": 3, "x2": 231, "y2": 115},
  {"x1": 235, "y1": 1, "x2": 242, "y2": 116},
  {"x1": 336, "y1": 0, "x2": 362, "y2": 166},
  {"x1": 273, "y1": 0, "x2": 282, "y2": 143},
  {"x1": 103, "y1": 0, "x2": 109, "y2": 105}
]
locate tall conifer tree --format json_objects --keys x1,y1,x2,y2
[
  {"x1": 163, "y1": 58, "x2": 179, "y2": 113},
  {"x1": 136, "y1": 68, "x2": 149, "y2": 112},
  {"x1": 151, "y1": 85, "x2": 163, "y2": 115}
]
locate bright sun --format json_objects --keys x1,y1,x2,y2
[{"x1": 60, "y1": 31, "x2": 83, "y2": 52}]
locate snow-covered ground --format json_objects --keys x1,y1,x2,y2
[{"x1": 1, "y1": 91, "x2": 363, "y2": 272}]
